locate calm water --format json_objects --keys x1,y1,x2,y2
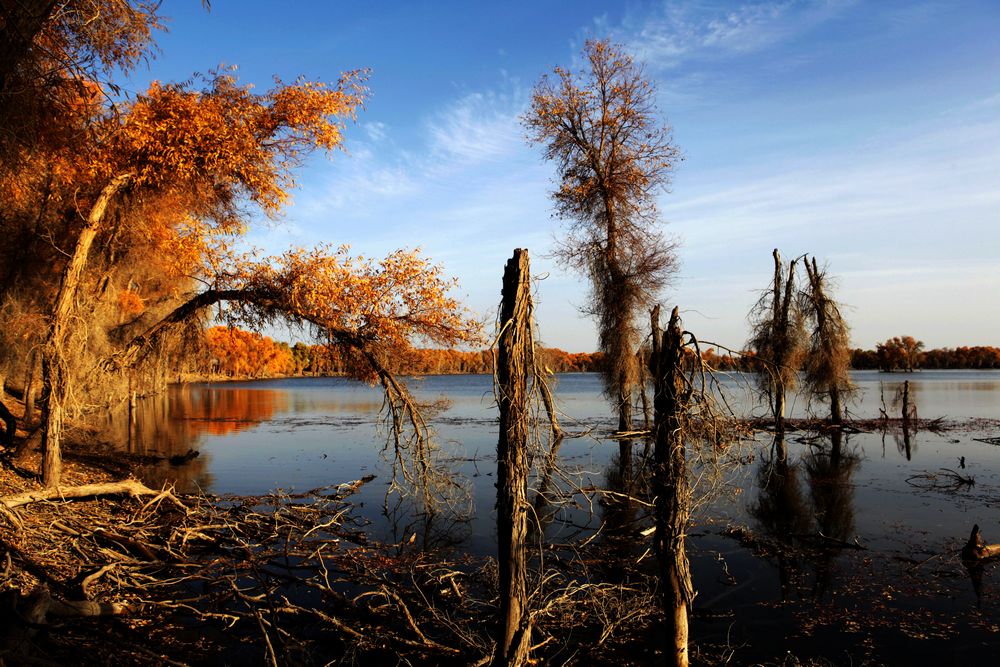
[{"x1": 116, "y1": 370, "x2": 1000, "y2": 662}]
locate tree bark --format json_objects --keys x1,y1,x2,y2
[
  {"x1": 40, "y1": 174, "x2": 131, "y2": 487},
  {"x1": 650, "y1": 305, "x2": 693, "y2": 667},
  {"x1": 830, "y1": 386, "x2": 843, "y2": 425},
  {"x1": 23, "y1": 348, "x2": 37, "y2": 424},
  {"x1": 493, "y1": 249, "x2": 533, "y2": 667}
]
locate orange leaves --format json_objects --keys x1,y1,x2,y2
[
  {"x1": 102, "y1": 70, "x2": 368, "y2": 215},
  {"x1": 219, "y1": 245, "x2": 482, "y2": 381},
  {"x1": 205, "y1": 326, "x2": 294, "y2": 378},
  {"x1": 117, "y1": 289, "x2": 145, "y2": 316}
]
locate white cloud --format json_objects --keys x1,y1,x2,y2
[
  {"x1": 425, "y1": 91, "x2": 525, "y2": 165},
  {"x1": 610, "y1": 1, "x2": 855, "y2": 68},
  {"x1": 363, "y1": 121, "x2": 388, "y2": 142}
]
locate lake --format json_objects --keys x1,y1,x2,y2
[{"x1": 116, "y1": 370, "x2": 1000, "y2": 663}]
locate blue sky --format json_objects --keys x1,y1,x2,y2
[{"x1": 130, "y1": 1, "x2": 999, "y2": 351}]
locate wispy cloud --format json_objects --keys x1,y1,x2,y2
[
  {"x1": 667, "y1": 102, "x2": 1000, "y2": 348},
  {"x1": 425, "y1": 90, "x2": 525, "y2": 165},
  {"x1": 363, "y1": 121, "x2": 388, "y2": 142},
  {"x1": 606, "y1": 1, "x2": 854, "y2": 68}
]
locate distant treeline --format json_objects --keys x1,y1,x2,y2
[
  {"x1": 851, "y1": 345, "x2": 1000, "y2": 371},
  {"x1": 182, "y1": 327, "x2": 605, "y2": 379},
  {"x1": 183, "y1": 328, "x2": 999, "y2": 381}
]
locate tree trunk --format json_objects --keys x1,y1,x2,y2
[
  {"x1": 23, "y1": 348, "x2": 38, "y2": 424},
  {"x1": 650, "y1": 305, "x2": 693, "y2": 667},
  {"x1": 40, "y1": 174, "x2": 131, "y2": 487},
  {"x1": 618, "y1": 384, "x2": 633, "y2": 432},
  {"x1": 493, "y1": 249, "x2": 533, "y2": 667},
  {"x1": 830, "y1": 386, "x2": 843, "y2": 425}
]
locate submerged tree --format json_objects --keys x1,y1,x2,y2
[
  {"x1": 523, "y1": 39, "x2": 681, "y2": 432},
  {"x1": 800, "y1": 257, "x2": 855, "y2": 424},
  {"x1": 748, "y1": 250, "x2": 807, "y2": 433}
]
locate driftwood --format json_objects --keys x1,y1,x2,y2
[
  {"x1": 962, "y1": 524, "x2": 1000, "y2": 561},
  {"x1": 1, "y1": 479, "x2": 184, "y2": 511}
]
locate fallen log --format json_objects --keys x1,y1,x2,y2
[
  {"x1": 0, "y1": 479, "x2": 184, "y2": 511},
  {"x1": 961, "y1": 524, "x2": 1000, "y2": 561}
]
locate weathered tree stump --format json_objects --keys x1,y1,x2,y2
[
  {"x1": 493, "y1": 249, "x2": 533, "y2": 667},
  {"x1": 962, "y1": 524, "x2": 1000, "y2": 561}
]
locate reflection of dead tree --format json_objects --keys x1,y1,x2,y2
[
  {"x1": 906, "y1": 468, "x2": 974, "y2": 491},
  {"x1": 874, "y1": 380, "x2": 948, "y2": 461}
]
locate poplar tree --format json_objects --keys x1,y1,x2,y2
[{"x1": 524, "y1": 39, "x2": 681, "y2": 431}]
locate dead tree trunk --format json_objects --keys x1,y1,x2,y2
[
  {"x1": 962, "y1": 525, "x2": 1000, "y2": 561},
  {"x1": 650, "y1": 305, "x2": 694, "y2": 667},
  {"x1": 22, "y1": 348, "x2": 37, "y2": 424},
  {"x1": 493, "y1": 249, "x2": 533, "y2": 667}
]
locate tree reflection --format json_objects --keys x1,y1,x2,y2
[
  {"x1": 749, "y1": 432, "x2": 861, "y2": 601},
  {"x1": 598, "y1": 440, "x2": 650, "y2": 570},
  {"x1": 749, "y1": 435, "x2": 812, "y2": 601},
  {"x1": 802, "y1": 430, "x2": 861, "y2": 598}
]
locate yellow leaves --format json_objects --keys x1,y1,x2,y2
[
  {"x1": 117, "y1": 289, "x2": 145, "y2": 316},
  {"x1": 100, "y1": 69, "x2": 368, "y2": 215},
  {"x1": 219, "y1": 245, "x2": 482, "y2": 381}
]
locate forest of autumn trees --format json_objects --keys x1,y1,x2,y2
[{"x1": 187, "y1": 326, "x2": 603, "y2": 378}]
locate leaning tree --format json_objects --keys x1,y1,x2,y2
[{"x1": 523, "y1": 39, "x2": 681, "y2": 432}]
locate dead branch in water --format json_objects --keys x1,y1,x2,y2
[
  {"x1": 905, "y1": 469, "x2": 975, "y2": 491},
  {"x1": 962, "y1": 524, "x2": 1000, "y2": 562}
]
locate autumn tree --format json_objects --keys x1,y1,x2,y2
[
  {"x1": 748, "y1": 250, "x2": 806, "y2": 433},
  {"x1": 29, "y1": 68, "x2": 372, "y2": 486},
  {"x1": 876, "y1": 336, "x2": 924, "y2": 372},
  {"x1": 0, "y1": 0, "x2": 165, "y2": 165},
  {"x1": 524, "y1": 39, "x2": 681, "y2": 432},
  {"x1": 800, "y1": 257, "x2": 855, "y2": 424},
  {"x1": 107, "y1": 244, "x2": 480, "y2": 489}
]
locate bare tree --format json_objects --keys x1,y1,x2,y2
[
  {"x1": 650, "y1": 305, "x2": 695, "y2": 667},
  {"x1": 747, "y1": 249, "x2": 806, "y2": 433},
  {"x1": 800, "y1": 256, "x2": 855, "y2": 424},
  {"x1": 493, "y1": 249, "x2": 533, "y2": 667},
  {"x1": 523, "y1": 39, "x2": 681, "y2": 431}
]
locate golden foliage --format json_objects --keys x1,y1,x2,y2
[
  {"x1": 117, "y1": 289, "x2": 145, "y2": 317},
  {"x1": 222, "y1": 245, "x2": 483, "y2": 382}
]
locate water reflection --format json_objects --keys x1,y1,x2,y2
[
  {"x1": 749, "y1": 433, "x2": 860, "y2": 602},
  {"x1": 597, "y1": 439, "x2": 653, "y2": 571}
]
